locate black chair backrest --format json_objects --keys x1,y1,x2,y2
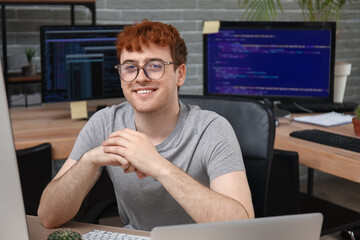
[
  {"x1": 74, "y1": 169, "x2": 118, "y2": 223},
  {"x1": 16, "y1": 143, "x2": 52, "y2": 216},
  {"x1": 180, "y1": 95, "x2": 276, "y2": 217}
]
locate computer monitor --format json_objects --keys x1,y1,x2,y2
[
  {"x1": 203, "y1": 21, "x2": 336, "y2": 103},
  {"x1": 0, "y1": 60, "x2": 30, "y2": 239},
  {"x1": 40, "y1": 25, "x2": 125, "y2": 103}
]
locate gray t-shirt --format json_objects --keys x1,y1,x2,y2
[{"x1": 70, "y1": 101, "x2": 244, "y2": 231}]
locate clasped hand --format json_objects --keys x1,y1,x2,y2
[{"x1": 101, "y1": 128, "x2": 166, "y2": 179}]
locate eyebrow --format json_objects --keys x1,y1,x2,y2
[{"x1": 121, "y1": 58, "x2": 165, "y2": 65}]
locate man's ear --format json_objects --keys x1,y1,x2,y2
[{"x1": 176, "y1": 64, "x2": 186, "y2": 87}]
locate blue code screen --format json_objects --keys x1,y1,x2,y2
[{"x1": 205, "y1": 27, "x2": 333, "y2": 99}]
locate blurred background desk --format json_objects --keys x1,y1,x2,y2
[
  {"x1": 276, "y1": 115, "x2": 360, "y2": 235},
  {"x1": 12, "y1": 108, "x2": 360, "y2": 177},
  {"x1": 10, "y1": 107, "x2": 85, "y2": 160},
  {"x1": 10, "y1": 98, "x2": 124, "y2": 160},
  {"x1": 275, "y1": 116, "x2": 359, "y2": 184}
]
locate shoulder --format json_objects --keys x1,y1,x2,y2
[
  {"x1": 179, "y1": 101, "x2": 244, "y2": 179},
  {"x1": 83, "y1": 101, "x2": 134, "y2": 133},
  {"x1": 181, "y1": 101, "x2": 232, "y2": 130},
  {"x1": 90, "y1": 101, "x2": 132, "y2": 121},
  {"x1": 179, "y1": 101, "x2": 236, "y2": 147}
]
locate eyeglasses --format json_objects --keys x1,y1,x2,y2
[{"x1": 114, "y1": 60, "x2": 176, "y2": 82}]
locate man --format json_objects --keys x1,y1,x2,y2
[{"x1": 38, "y1": 19, "x2": 254, "y2": 231}]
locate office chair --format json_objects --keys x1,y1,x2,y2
[
  {"x1": 16, "y1": 143, "x2": 52, "y2": 216},
  {"x1": 180, "y1": 95, "x2": 276, "y2": 217},
  {"x1": 266, "y1": 149, "x2": 300, "y2": 216},
  {"x1": 74, "y1": 168, "x2": 119, "y2": 224}
]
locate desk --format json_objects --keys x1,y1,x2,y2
[
  {"x1": 275, "y1": 116, "x2": 360, "y2": 183},
  {"x1": 26, "y1": 215, "x2": 344, "y2": 240},
  {"x1": 10, "y1": 99, "x2": 124, "y2": 160},
  {"x1": 11, "y1": 108, "x2": 360, "y2": 180},
  {"x1": 27, "y1": 215, "x2": 150, "y2": 239},
  {"x1": 11, "y1": 107, "x2": 86, "y2": 160},
  {"x1": 276, "y1": 116, "x2": 360, "y2": 235}
]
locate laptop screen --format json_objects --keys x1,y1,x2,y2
[{"x1": 151, "y1": 213, "x2": 323, "y2": 240}]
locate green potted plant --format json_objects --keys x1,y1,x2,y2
[
  {"x1": 353, "y1": 105, "x2": 360, "y2": 136},
  {"x1": 238, "y1": 0, "x2": 357, "y2": 22},
  {"x1": 238, "y1": 0, "x2": 283, "y2": 21},
  {"x1": 22, "y1": 48, "x2": 37, "y2": 76},
  {"x1": 238, "y1": 0, "x2": 357, "y2": 103}
]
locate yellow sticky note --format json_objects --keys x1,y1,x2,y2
[
  {"x1": 202, "y1": 21, "x2": 220, "y2": 34},
  {"x1": 70, "y1": 101, "x2": 88, "y2": 119}
]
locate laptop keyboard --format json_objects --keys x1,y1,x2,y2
[{"x1": 82, "y1": 230, "x2": 151, "y2": 240}]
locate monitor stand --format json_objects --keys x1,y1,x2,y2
[
  {"x1": 274, "y1": 108, "x2": 291, "y2": 118},
  {"x1": 263, "y1": 98, "x2": 291, "y2": 119}
]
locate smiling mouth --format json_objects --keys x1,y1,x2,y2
[{"x1": 136, "y1": 89, "x2": 154, "y2": 94}]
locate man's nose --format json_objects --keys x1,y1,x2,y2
[{"x1": 136, "y1": 68, "x2": 151, "y2": 82}]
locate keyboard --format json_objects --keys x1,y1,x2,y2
[
  {"x1": 277, "y1": 101, "x2": 358, "y2": 113},
  {"x1": 290, "y1": 129, "x2": 360, "y2": 153},
  {"x1": 82, "y1": 230, "x2": 151, "y2": 240}
]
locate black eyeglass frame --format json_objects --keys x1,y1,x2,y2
[{"x1": 114, "y1": 61, "x2": 176, "y2": 82}]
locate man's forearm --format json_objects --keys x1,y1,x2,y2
[
  {"x1": 156, "y1": 163, "x2": 252, "y2": 223},
  {"x1": 37, "y1": 157, "x2": 100, "y2": 228}
]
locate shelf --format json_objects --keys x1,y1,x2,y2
[
  {"x1": 8, "y1": 75, "x2": 41, "y2": 83},
  {"x1": 1, "y1": 0, "x2": 96, "y2": 107},
  {"x1": 0, "y1": 1, "x2": 95, "y2": 4}
]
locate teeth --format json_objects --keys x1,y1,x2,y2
[{"x1": 137, "y1": 89, "x2": 153, "y2": 94}]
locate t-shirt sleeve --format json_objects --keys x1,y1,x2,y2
[
  {"x1": 200, "y1": 116, "x2": 245, "y2": 182},
  {"x1": 69, "y1": 110, "x2": 108, "y2": 161}
]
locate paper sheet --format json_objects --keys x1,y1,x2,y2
[
  {"x1": 293, "y1": 111, "x2": 353, "y2": 127},
  {"x1": 202, "y1": 21, "x2": 220, "y2": 34}
]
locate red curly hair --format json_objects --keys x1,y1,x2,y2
[{"x1": 116, "y1": 19, "x2": 188, "y2": 67}]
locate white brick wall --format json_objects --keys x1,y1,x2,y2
[{"x1": 1, "y1": 0, "x2": 359, "y2": 102}]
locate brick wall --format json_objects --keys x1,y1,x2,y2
[{"x1": 1, "y1": 0, "x2": 359, "y2": 102}]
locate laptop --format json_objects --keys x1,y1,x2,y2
[
  {"x1": 84, "y1": 213, "x2": 323, "y2": 240},
  {"x1": 0, "y1": 61, "x2": 30, "y2": 239},
  {"x1": 151, "y1": 213, "x2": 323, "y2": 240}
]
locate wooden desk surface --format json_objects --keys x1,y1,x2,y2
[
  {"x1": 11, "y1": 107, "x2": 360, "y2": 183},
  {"x1": 27, "y1": 215, "x2": 344, "y2": 240},
  {"x1": 275, "y1": 116, "x2": 360, "y2": 183},
  {"x1": 11, "y1": 107, "x2": 86, "y2": 160},
  {"x1": 27, "y1": 215, "x2": 346, "y2": 240},
  {"x1": 10, "y1": 98, "x2": 125, "y2": 160},
  {"x1": 27, "y1": 215, "x2": 149, "y2": 240}
]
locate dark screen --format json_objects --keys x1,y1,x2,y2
[{"x1": 40, "y1": 25, "x2": 125, "y2": 103}]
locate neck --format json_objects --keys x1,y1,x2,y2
[{"x1": 134, "y1": 101, "x2": 180, "y2": 146}]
